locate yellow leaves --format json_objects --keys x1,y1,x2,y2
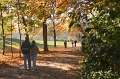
[
  {"x1": 19, "y1": 0, "x2": 70, "y2": 21},
  {"x1": 54, "y1": 25, "x2": 67, "y2": 33},
  {"x1": 60, "y1": 26, "x2": 67, "y2": 32},
  {"x1": 41, "y1": 17, "x2": 46, "y2": 23},
  {"x1": 55, "y1": 0, "x2": 71, "y2": 14},
  {"x1": 24, "y1": 0, "x2": 51, "y2": 19},
  {"x1": 12, "y1": 27, "x2": 17, "y2": 32},
  {"x1": 56, "y1": 0, "x2": 70, "y2": 7},
  {"x1": 55, "y1": 8, "x2": 63, "y2": 15},
  {"x1": 54, "y1": 26, "x2": 60, "y2": 29},
  {"x1": 96, "y1": 0, "x2": 105, "y2": 7}
]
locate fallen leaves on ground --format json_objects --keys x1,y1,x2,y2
[{"x1": 0, "y1": 46, "x2": 84, "y2": 79}]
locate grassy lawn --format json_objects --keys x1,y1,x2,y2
[
  {"x1": 0, "y1": 38, "x2": 72, "y2": 47},
  {"x1": 36, "y1": 40, "x2": 71, "y2": 47}
]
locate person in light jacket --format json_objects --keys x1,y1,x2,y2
[{"x1": 30, "y1": 40, "x2": 40, "y2": 70}]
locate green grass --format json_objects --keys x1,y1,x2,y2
[
  {"x1": 37, "y1": 40, "x2": 71, "y2": 47},
  {"x1": 0, "y1": 38, "x2": 71, "y2": 47}
]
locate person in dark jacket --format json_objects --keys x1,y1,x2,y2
[
  {"x1": 21, "y1": 37, "x2": 31, "y2": 70},
  {"x1": 74, "y1": 40, "x2": 77, "y2": 47},
  {"x1": 64, "y1": 40, "x2": 67, "y2": 48}
]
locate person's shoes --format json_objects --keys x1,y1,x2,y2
[
  {"x1": 24, "y1": 68, "x2": 27, "y2": 70},
  {"x1": 28, "y1": 68, "x2": 31, "y2": 70}
]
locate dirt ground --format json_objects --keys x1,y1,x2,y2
[{"x1": 0, "y1": 45, "x2": 84, "y2": 79}]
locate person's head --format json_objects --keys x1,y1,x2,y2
[
  {"x1": 25, "y1": 37, "x2": 29, "y2": 41},
  {"x1": 32, "y1": 40, "x2": 36, "y2": 44}
]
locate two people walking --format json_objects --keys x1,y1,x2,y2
[
  {"x1": 21, "y1": 37, "x2": 39, "y2": 71},
  {"x1": 64, "y1": 40, "x2": 77, "y2": 48},
  {"x1": 72, "y1": 40, "x2": 77, "y2": 47}
]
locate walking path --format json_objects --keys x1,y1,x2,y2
[{"x1": 0, "y1": 46, "x2": 84, "y2": 79}]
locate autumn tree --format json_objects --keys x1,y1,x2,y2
[
  {"x1": 18, "y1": 0, "x2": 72, "y2": 51},
  {"x1": 17, "y1": 0, "x2": 50, "y2": 51},
  {"x1": 0, "y1": 1, "x2": 12, "y2": 55}
]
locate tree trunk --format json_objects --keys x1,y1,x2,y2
[
  {"x1": 2, "y1": 16, "x2": 5, "y2": 55},
  {"x1": 1, "y1": 5, "x2": 5, "y2": 55},
  {"x1": 53, "y1": 26, "x2": 56, "y2": 47},
  {"x1": 52, "y1": 2, "x2": 57, "y2": 47},
  {"x1": 11, "y1": 14, "x2": 13, "y2": 58},
  {"x1": 43, "y1": 22, "x2": 48, "y2": 51},
  {"x1": 17, "y1": 0, "x2": 22, "y2": 57},
  {"x1": 18, "y1": 19, "x2": 22, "y2": 57}
]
